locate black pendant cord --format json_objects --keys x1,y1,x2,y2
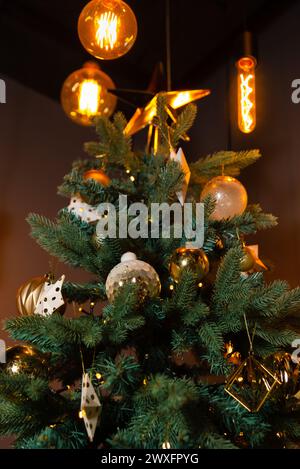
[
  {"x1": 165, "y1": 0, "x2": 172, "y2": 91},
  {"x1": 225, "y1": 60, "x2": 232, "y2": 151},
  {"x1": 224, "y1": 1, "x2": 232, "y2": 151}
]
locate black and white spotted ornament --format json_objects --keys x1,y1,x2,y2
[
  {"x1": 67, "y1": 196, "x2": 101, "y2": 223},
  {"x1": 34, "y1": 275, "x2": 65, "y2": 317},
  {"x1": 80, "y1": 372, "x2": 102, "y2": 442}
]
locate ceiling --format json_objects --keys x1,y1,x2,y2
[{"x1": 0, "y1": 0, "x2": 296, "y2": 111}]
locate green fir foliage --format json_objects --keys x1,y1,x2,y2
[{"x1": 1, "y1": 105, "x2": 300, "y2": 450}]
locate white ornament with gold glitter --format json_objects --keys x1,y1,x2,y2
[
  {"x1": 105, "y1": 252, "x2": 161, "y2": 303},
  {"x1": 80, "y1": 373, "x2": 101, "y2": 442},
  {"x1": 170, "y1": 148, "x2": 191, "y2": 205},
  {"x1": 34, "y1": 275, "x2": 65, "y2": 317},
  {"x1": 67, "y1": 196, "x2": 101, "y2": 223}
]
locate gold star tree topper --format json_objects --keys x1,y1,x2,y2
[{"x1": 124, "y1": 89, "x2": 210, "y2": 137}]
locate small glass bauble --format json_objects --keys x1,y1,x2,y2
[
  {"x1": 84, "y1": 168, "x2": 111, "y2": 186},
  {"x1": 240, "y1": 246, "x2": 256, "y2": 272},
  {"x1": 169, "y1": 247, "x2": 209, "y2": 283}
]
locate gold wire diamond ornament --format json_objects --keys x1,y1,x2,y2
[{"x1": 225, "y1": 353, "x2": 281, "y2": 412}]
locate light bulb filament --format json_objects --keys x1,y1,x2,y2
[
  {"x1": 240, "y1": 73, "x2": 254, "y2": 133},
  {"x1": 237, "y1": 56, "x2": 256, "y2": 134},
  {"x1": 78, "y1": 80, "x2": 101, "y2": 116},
  {"x1": 96, "y1": 11, "x2": 118, "y2": 50}
]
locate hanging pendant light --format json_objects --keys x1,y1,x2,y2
[
  {"x1": 60, "y1": 62, "x2": 117, "y2": 126},
  {"x1": 78, "y1": 0, "x2": 138, "y2": 61},
  {"x1": 237, "y1": 31, "x2": 257, "y2": 134}
]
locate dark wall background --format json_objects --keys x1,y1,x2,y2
[
  {"x1": 1, "y1": 0, "x2": 300, "y2": 449},
  {"x1": 188, "y1": 1, "x2": 300, "y2": 288},
  {"x1": 0, "y1": 77, "x2": 95, "y2": 448}
]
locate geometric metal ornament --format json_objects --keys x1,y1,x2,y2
[
  {"x1": 80, "y1": 373, "x2": 102, "y2": 442},
  {"x1": 225, "y1": 353, "x2": 281, "y2": 412}
]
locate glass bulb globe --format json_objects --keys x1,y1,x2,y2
[
  {"x1": 201, "y1": 176, "x2": 248, "y2": 220},
  {"x1": 61, "y1": 62, "x2": 117, "y2": 126},
  {"x1": 237, "y1": 56, "x2": 257, "y2": 134},
  {"x1": 78, "y1": 0, "x2": 138, "y2": 60}
]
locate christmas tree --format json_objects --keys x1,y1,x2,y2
[{"x1": 1, "y1": 97, "x2": 300, "y2": 450}]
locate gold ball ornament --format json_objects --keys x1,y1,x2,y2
[
  {"x1": 61, "y1": 62, "x2": 117, "y2": 126},
  {"x1": 0, "y1": 345, "x2": 48, "y2": 375},
  {"x1": 78, "y1": 0, "x2": 138, "y2": 60},
  {"x1": 17, "y1": 275, "x2": 48, "y2": 316},
  {"x1": 105, "y1": 252, "x2": 161, "y2": 303},
  {"x1": 201, "y1": 176, "x2": 248, "y2": 221},
  {"x1": 240, "y1": 246, "x2": 256, "y2": 272},
  {"x1": 92, "y1": 231, "x2": 105, "y2": 249},
  {"x1": 169, "y1": 247, "x2": 209, "y2": 283},
  {"x1": 84, "y1": 168, "x2": 111, "y2": 186}
]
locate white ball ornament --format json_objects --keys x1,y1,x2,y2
[
  {"x1": 200, "y1": 175, "x2": 248, "y2": 221},
  {"x1": 105, "y1": 252, "x2": 161, "y2": 303}
]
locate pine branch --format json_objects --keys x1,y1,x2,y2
[
  {"x1": 171, "y1": 104, "x2": 197, "y2": 148},
  {"x1": 15, "y1": 421, "x2": 88, "y2": 449},
  {"x1": 84, "y1": 113, "x2": 137, "y2": 169},
  {"x1": 102, "y1": 284, "x2": 145, "y2": 345},
  {"x1": 5, "y1": 315, "x2": 104, "y2": 351},
  {"x1": 0, "y1": 373, "x2": 49, "y2": 401},
  {"x1": 199, "y1": 433, "x2": 238, "y2": 449},
  {"x1": 211, "y1": 205, "x2": 277, "y2": 237},
  {"x1": 190, "y1": 150, "x2": 261, "y2": 186},
  {"x1": 63, "y1": 281, "x2": 106, "y2": 303},
  {"x1": 28, "y1": 212, "x2": 99, "y2": 274},
  {"x1": 94, "y1": 355, "x2": 141, "y2": 396},
  {"x1": 163, "y1": 270, "x2": 198, "y2": 315}
]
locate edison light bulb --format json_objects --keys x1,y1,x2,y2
[
  {"x1": 61, "y1": 62, "x2": 117, "y2": 126},
  {"x1": 237, "y1": 56, "x2": 256, "y2": 134},
  {"x1": 78, "y1": 0, "x2": 138, "y2": 60}
]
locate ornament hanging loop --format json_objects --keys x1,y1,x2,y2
[{"x1": 243, "y1": 313, "x2": 257, "y2": 354}]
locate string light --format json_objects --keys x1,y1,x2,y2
[{"x1": 10, "y1": 364, "x2": 20, "y2": 374}]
